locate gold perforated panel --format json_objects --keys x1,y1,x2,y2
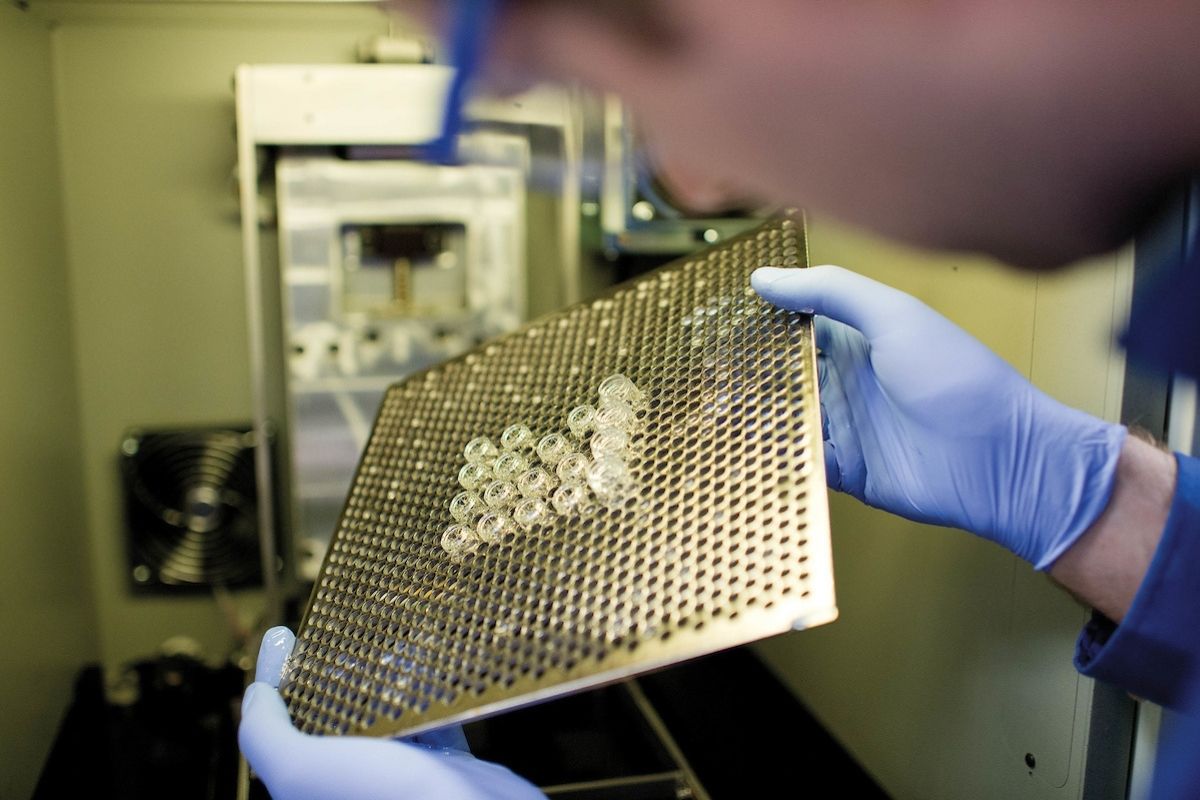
[{"x1": 282, "y1": 215, "x2": 835, "y2": 737}]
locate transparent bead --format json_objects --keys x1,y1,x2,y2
[
  {"x1": 475, "y1": 512, "x2": 510, "y2": 544},
  {"x1": 513, "y1": 497, "x2": 549, "y2": 529},
  {"x1": 492, "y1": 451, "x2": 529, "y2": 482},
  {"x1": 516, "y1": 467, "x2": 553, "y2": 498},
  {"x1": 566, "y1": 405, "x2": 597, "y2": 439},
  {"x1": 587, "y1": 454, "x2": 633, "y2": 502},
  {"x1": 535, "y1": 433, "x2": 571, "y2": 466},
  {"x1": 500, "y1": 424, "x2": 535, "y2": 452},
  {"x1": 483, "y1": 480, "x2": 518, "y2": 509},
  {"x1": 441, "y1": 523, "x2": 480, "y2": 562},
  {"x1": 449, "y1": 491, "x2": 485, "y2": 524},
  {"x1": 596, "y1": 398, "x2": 637, "y2": 432},
  {"x1": 458, "y1": 462, "x2": 490, "y2": 492},
  {"x1": 556, "y1": 452, "x2": 590, "y2": 484},
  {"x1": 551, "y1": 482, "x2": 592, "y2": 516},
  {"x1": 464, "y1": 437, "x2": 499, "y2": 465},
  {"x1": 590, "y1": 425, "x2": 630, "y2": 458},
  {"x1": 598, "y1": 373, "x2": 646, "y2": 410}
]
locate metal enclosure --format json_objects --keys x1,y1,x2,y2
[
  {"x1": 275, "y1": 148, "x2": 528, "y2": 578},
  {"x1": 599, "y1": 97, "x2": 762, "y2": 256},
  {"x1": 236, "y1": 64, "x2": 584, "y2": 617}
]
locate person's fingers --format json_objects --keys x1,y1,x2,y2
[
  {"x1": 256, "y1": 626, "x2": 296, "y2": 687},
  {"x1": 240, "y1": 683, "x2": 457, "y2": 796},
  {"x1": 812, "y1": 335, "x2": 867, "y2": 498},
  {"x1": 815, "y1": 316, "x2": 835, "y2": 353},
  {"x1": 409, "y1": 725, "x2": 471, "y2": 751},
  {"x1": 239, "y1": 680, "x2": 543, "y2": 798},
  {"x1": 239, "y1": 682, "x2": 309, "y2": 787},
  {"x1": 752, "y1": 265, "x2": 921, "y2": 341},
  {"x1": 823, "y1": 439, "x2": 843, "y2": 492}
]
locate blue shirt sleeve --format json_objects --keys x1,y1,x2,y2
[
  {"x1": 1122, "y1": 235, "x2": 1200, "y2": 377},
  {"x1": 1074, "y1": 452, "x2": 1200, "y2": 712},
  {"x1": 1074, "y1": 453, "x2": 1200, "y2": 798}
]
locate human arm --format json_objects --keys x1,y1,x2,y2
[
  {"x1": 239, "y1": 627, "x2": 545, "y2": 800},
  {"x1": 750, "y1": 264, "x2": 1167, "y2": 619},
  {"x1": 1049, "y1": 434, "x2": 1175, "y2": 624},
  {"x1": 1072, "y1": 450, "x2": 1200, "y2": 713}
]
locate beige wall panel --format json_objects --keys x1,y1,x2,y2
[
  {"x1": 49, "y1": 4, "x2": 391, "y2": 674},
  {"x1": 756, "y1": 218, "x2": 1129, "y2": 798},
  {"x1": 0, "y1": 7, "x2": 99, "y2": 799}
]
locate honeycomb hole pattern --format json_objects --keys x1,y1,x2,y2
[{"x1": 281, "y1": 215, "x2": 835, "y2": 738}]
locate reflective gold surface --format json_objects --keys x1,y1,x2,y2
[{"x1": 283, "y1": 215, "x2": 835, "y2": 737}]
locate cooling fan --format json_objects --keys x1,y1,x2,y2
[{"x1": 120, "y1": 427, "x2": 265, "y2": 592}]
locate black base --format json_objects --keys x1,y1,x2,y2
[{"x1": 35, "y1": 646, "x2": 887, "y2": 799}]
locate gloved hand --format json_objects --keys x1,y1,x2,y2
[
  {"x1": 239, "y1": 627, "x2": 545, "y2": 800},
  {"x1": 751, "y1": 265, "x2": 1127, "y2": 569}
]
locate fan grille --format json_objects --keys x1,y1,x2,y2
[{"x1": 121, "y1": 428, "x2": 262, "y2": 589}]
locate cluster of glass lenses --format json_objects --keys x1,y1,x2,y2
[{"x1": 441, "y1": 374, "x2": 647, "y2": 561}]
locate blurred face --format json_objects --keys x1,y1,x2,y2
[
  {"x1": 398, "y1": 0, "x2": 796, "y2": 211},
  {"x1": 393, "y1": 0, "x2": 1189, "y2": 266},
  {"x1": 481, "y1": 0, "x2": 797, "y2": 210}
]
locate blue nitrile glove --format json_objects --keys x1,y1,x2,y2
[
  {"x1": 239, "y1": 627, "x2": 545, "y2": 800},
  {"x1": 751, "y1": 265, "x2": 1127, "y2": 569}
]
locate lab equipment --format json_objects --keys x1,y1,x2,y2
[
  {"x1": 476, "y1": 512, "x2": 510, "y2": 545},
  {"x1": 550, "y1": 482, "x2": 591, "y2": 516},
  {"x1": 515, "y1": 467, "x2": 553, "y2": 499},
  {"x1": 585, "y1": 453, "x2": 634, "y2": 505},
  {"x1": 500, "y1": 424, "x2": 535, "y2": 452},
  {"x1": 512, "y1": 497, "x2": 550, "y2": 530},
  {"x1": 237, "y1": 64, "x2": 586, "y2": 591},
  {"x1": 274, "y1": 152, "x2": 527, "y2": 582},
  {"x1": 280, "y1": 216, "x2": 833, "y2": 739},
  {"x1": 566, "y1": 405, "x2": 597, "y2": 439},
  {"x1": 440, "y1": 524, "x2": 480, "y2": 563},
  {"x1": 449, "y1": 491, "x2": 486, "y2": 524},
  {"x1": 589, "y1": 426, "x2": 631, "y2": 459},
  {"x1": 440, "y1": 373, "x2": 648, "y2": 559},
  {"x1": 555, "y1": 452, "x2": 590, "y2": 483},
  {"x1": 492, "y1": 452, "x2": 530, "y2": 482},
  {"x1": 458, "y1": 463, "x2": 490, "y2": 492},
  {"x1": 466, "y1": 437, "x2": 501, "y2": 465},
  {"x1": 482, "y1": 480, "x2": 519, "y2": 509},
  {"x1": 426, "y1": 0, "x2": 502, "y2": 164},
  {"x1": 534, "y1": 433, "x2": 572, "y2": 466}
]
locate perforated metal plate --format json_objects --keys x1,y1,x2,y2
[{"x1": 282, "y1": 214, "x2": 835, "y2": 737}]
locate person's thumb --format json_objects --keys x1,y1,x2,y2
[{"x1": 752, "y1": 265, "x2": 917, "y2": 340}]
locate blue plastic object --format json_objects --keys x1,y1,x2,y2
[{"x1": 425, "y1": 0, "x2": 502, "y2": 164}]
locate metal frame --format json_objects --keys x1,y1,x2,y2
[
  {"x1": 282, "y1": 215, "x2": 834, "y2": 739},
  {"x1": 599, "y1": 96, "x2": 761, "y2": 256}
]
